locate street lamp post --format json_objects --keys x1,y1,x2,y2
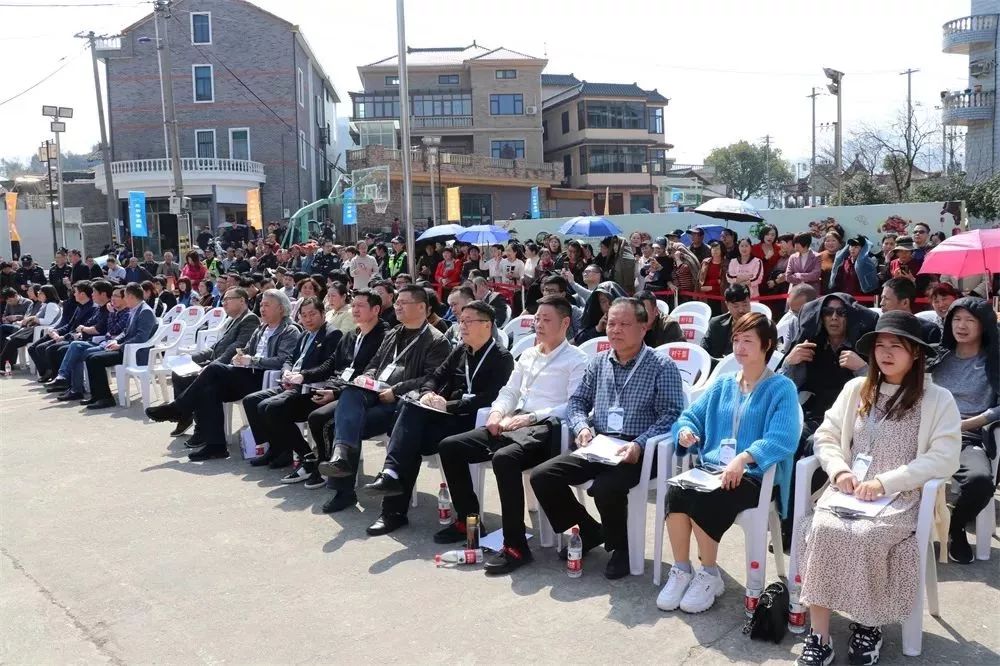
[
  {"x1": 422, "y1": 136, "x2": 441, "y2": 225},
  {"x1": 42, "y1": 105, "x2": 72, "y2": 247},
  {"x1": 39, "y1": 141, "x2": 59, "y2": 256},
  {"x1": 396, "y1": 0, "x2": 415, "y2": 275},
  {"x1": 823, "y1": 68, "x2": 844, "y2": 203}
]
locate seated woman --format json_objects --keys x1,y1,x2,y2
[
  {"x1": 659, "y1": 313, "x2": 800, "y2": 614},
  {"x1": 324, "y1": 281, "x2": 354, "y2": 334},
  {"x1": 794, "y1": 311, "x2": 960, "y2": 666},
  {"x1": 0, "y1": 284, "x2": 61, "y2": 368}
]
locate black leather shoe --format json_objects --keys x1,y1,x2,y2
[
  {"x1": 188, "y1": 444, "x2": 230, "y2": 461},
  {"x1": 36, "y1": 373, "x2": 54, "y2": 383},
  {"x1": 366, "y1": 512, "x2": 408, "y2": 536},
  {"x1": 604, "y1": 548, "x2": 630, "y2": 580},
  {"x1": 170, "y1": 415, "x2": 194, "y2": 437},
  {"x1": 433, "y1": 522, "x2": 468, "y2": 545},
  {"x1": 45, "y1": 380, "x2": 70, "y2": 393},
  {"x1": 363, "y1": 472, "x2": 404, "y2": 497},
  {"x1": 79, "y1": 397, "x2": 97, "y2": 406},
  {"x1": 948, "y1": 532, "x2": 975, "y2": 564},
  {"x1": 56, "y1": 390, "x2": 84, "y2": 402},
  {"x1": 319, "y1": 444, "x2": 356, "y2": 478},
  {"x1": 321, "y1": 491, "x2": 358, "y2": 513},
  {"x1": 248, "y1": 448, "x2": 277, "y2": 467},
  {"x1": 86, "y1": 398, "x2": 117, "y2": 410},
  {"x1": 268, "y1": 451, "x2": 293, "y2": 469},
  {"x1": 484, "y1": 545, "x2": 533, "y2": 575},
  {"x1": 145, "y1": 402, "x2": 183, "y2": 423},
  {"x1": 184, "y1": 432, "x2": 206, "y2": 449}
]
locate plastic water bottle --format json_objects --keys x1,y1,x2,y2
[
  {"x1": 434, "y1": 548, "x2": 483, "y2": 567},
  {"x1": 788, "y1": 573, "x2": 807, "y2": 634},
  {"x1": 566, "y1": 527, "x2": 583, "y2": 578},
  {"x1": 3, "y1": 361, "x2": 11, "y2": 377},
  {"x1": 744, "y1": 560, "x2": 764, "y2": 617},
  {"x1": 437, "y1": 482, "x2": 453, "y2": 525}
]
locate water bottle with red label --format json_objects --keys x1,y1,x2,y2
[
  {"x1": 566, "y1": 527, "x2": 583, "y2": 578},
  {"x1": 744, "y1": 560, "x2": 764, "y2": 616},
  {"x1": 434, "y1": 549, "x2": 483, "y2": 567},
  {"x1": 437, "y1": 482, "x2": 453, "y2": 525},
  {"x1": 788, "y1": 572, "x2": 807, "y2": 633}
]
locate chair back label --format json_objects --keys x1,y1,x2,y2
[
  {"x1": 683, "y1": 328, "x2": 695, "y2": 340},
  {"x1": 668, "y1": 347, "x2": 690, "y2": 361},
  {"x1": 188, "y1": 308, "x2": 199, "y2": 315},
  {"x1": 678, "y1": 315, "x2": 696, "y2": 324},
  {"x1": 520, "y1": 317, "x2": 534, "y2": 328},
  {"x1": 172, "y1": 322, "x2": 182, "y2": 332},
  {"x1": 597, "y1": 340, "x2": 611, "y2": 352}
]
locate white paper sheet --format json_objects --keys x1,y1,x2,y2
[
  {"x1": 570, "y1": 434, "x2": 628, "y2": 465},
  {"x1": 479, "y1": 528, "x2": 533, "y2": 553},
  {"x1": 667, "y1": 467, "x2": 723, "y2": 492},
  {"x1": 164, "y1": 355, "x2": 201, "y2": 377},
  {"x1": 819, "y1": 490, "x2": 898, "y2": 517}
]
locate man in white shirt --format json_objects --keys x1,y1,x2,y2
[
  {"x1": 104, "y1": 257, "x2": 126, "y2": 284},
  {"x1": 436, "y1": 295, "x2": 588, "y2": 574},
  {"x1": 347, "y1": 240, "x2": 379, "y2": 290}
]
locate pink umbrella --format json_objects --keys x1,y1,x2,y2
[{"x1": 918, "y1": 229, "x2": 1000, "y2": 277}]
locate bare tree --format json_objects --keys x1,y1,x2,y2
[{"x1": 851, "y1": 107, "x2": 937, "y2": 201}]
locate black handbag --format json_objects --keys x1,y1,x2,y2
[{"x1": 741, "y1": 581, "x2": 789, "y2": 643}]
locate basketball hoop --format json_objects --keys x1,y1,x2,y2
[{"x1": 374, "y1": 199, "x2": 389, "y2": 214}]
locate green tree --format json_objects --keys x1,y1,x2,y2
[
  {"x1": 967, "y1": 173, "x2": 1000, "y2": 221},
  {"x1": 838, "y1": 172, "x2": 892, "y2": 205},
  {"x1": 909, "y1": 173, "x2": 999, "y2": 222},
  {"x1": 0, "y1": 157, "x2": 31, "y2": 179},
  {"x1": 704, "y1": 140, "x2": 792, "y2": 202}
]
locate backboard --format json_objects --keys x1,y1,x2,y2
[{"x1": 350, "y1": 165, "x2": 391, "y2": 213}]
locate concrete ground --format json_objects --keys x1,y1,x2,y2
[{"x1": 2, "y1": 374, "x2": 998, "y2": 665}]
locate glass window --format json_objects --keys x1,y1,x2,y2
[
  {"x1": 191, "y1": 13, "x2": 211, "y2": 44},
  {"x1": 495, "y1": 69, "x2": 517, "y2": 79},
  {"x1": 563, "y1": 154, "x2": 572, "y2": 178},
  {"x1": 438, "y1": 74, "x2": 459, "y2": 85},
  {"x1": 582, "y1": 145, "x2": 649, "y2": 173},
  {"x1": 411, "y1": 93, "x2": 471, "y2": 116},
  {"x1": 561, "y1": 110, "x2": 570, "y2": 134},
  {"x1": 299, "y1": 130, "x2": 307, "y2": 169},
  {"x1": 352, "y1": 94, "x2": 401, "y2": 119},
  {"x1": 585, "y1": 101, "x2": 646, "y2": 129},
  {"x1": 579, "y1": 147, "x2": 588, "y2": 174},
  {"x1": 491, "y1": 140, "x2": 524, "y2": 159},
  {"x1": 195, "y1": 130, "x2": 215, "y2": 158},
  {"x1": 489, "y1": 93, "x2": 523, "y2": 115},
  {"x1": 630, "y1": 194, "x2": 653, "y2": 214},
  {"x1": 297, "y1": 68, "x2": 303, "y2": 107},
  {"x1": 385, "y1": 75, "x2": 399, "y2": 86},
  {"x1": 648, "y1": 107, "x2": 664, "y2": 134},
  {"x1": 577, "y1": 101, "x2": 585, "y2": 130},
  {"x1": 193, "y1": 65, "x2": 213, "y2": 102},
  {"x1": 460, "y1": 193, "x2": 492, "y2": 224},
  {"x1": 230, "y1": 129, "x2": 249, "y2": 160},
  {"x1": 358, "y1": 122, "x2": 396, "y2": 148}
]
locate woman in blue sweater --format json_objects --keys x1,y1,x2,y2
[{"x1": 657, "y1": 312, "x2": 801, "y2": 614}]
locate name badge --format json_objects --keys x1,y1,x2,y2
[
  {"x1": 851, "y1": 453, "x2": 873, "y2": 482},
  {"x1": 720, "y1": 438, "x2": 737, "y2": 465},
  {"x1": 607, "y1": 407, "x2": 624, "y2": 434},
  {"x1": 462, "y1": 393, "x2": 476, "y2": 401},
  {"x1": 378, "y1": 363, "x2": 396, "y2": 382},
  {"x1": 340, "y1": 368, "x2": 354, "y2": 382}
]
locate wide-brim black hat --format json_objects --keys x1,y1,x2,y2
[{"x1": 856, "y1": 310, "x2": 936, "y2": 358}]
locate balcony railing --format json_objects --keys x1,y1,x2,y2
[
  {"x1": 410, "y1": 116, "x2": 473, "y2": 129},
  {"x1": 105, "y1": 157, "x2": 266, "y2": 177},
  {"x1": 941, "y1": 90, "x2": 996, "y2": 126},
  {"x1": 942, "y1": 14, "x2": 998, "y2": 54},
  {"x1": 346, "y1": 145, "x2": 563, "y2": 183}
]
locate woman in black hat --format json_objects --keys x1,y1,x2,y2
[{"x1": 794, "y1": 311, "x2": 961, "y2": 666}]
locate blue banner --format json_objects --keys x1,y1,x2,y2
[
  {"x1": 342, "y1": 187, "x2": 357, "y2": 226},
  {"x1": 670, "y1": 189, "x2": 684, "y2": 204},
  {"x1": 529, "y1": 186, "x2": 540, "y2": 219},
  {"x1": 129, "y1": 191, "x2": 148, "y2": 238}
]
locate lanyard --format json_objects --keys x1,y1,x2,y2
[
  {"x1": 389, "y1": 324, "x2": 428, "y2": 366},
  {"x1": 603, "y1": 346, "x2": 648, "y2": 407},
  {"x1": 730, "y1": 368, "x2": 773, "y2": 439},
  {"x1": 465, "y1": 340, "x2": 496, "y2": 392},
  {"x1": 353, "y1": 331, "x2": 365, "y2": 360}
]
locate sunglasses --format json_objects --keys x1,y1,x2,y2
[{"x1": 821, "y1": 307, "x2": 848, "y2": 318}]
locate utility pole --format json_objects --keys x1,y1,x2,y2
[
  {"x1": 77, "y1": 31, "x2": 120, "y2": 243},
  {"x1": 40, "y1": 141, "x2": 58, "y2": 256},
  {"x1": 900, "y1": 68, "x2": 919, "y2": 188},
  {"x1": 396, "y1": 0, "x2": 415, "y2": 276},
  {"x1": 153, "y1": 0, "x2": 187, "y2": 244},
  {"x1": 807, "y1": 87, "x2": 819, "y2": 205},
  {"x1": 823, "y1": 68, "x2": 844, "y2": 204},
  {"x1": 762, "y1": 134, "x2": 772, "y2": 208}
]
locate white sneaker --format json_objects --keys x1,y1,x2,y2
[
  {"x1": 679, "y1": 569, "x2": 724, "y2": 613},
  {"x1": 656, "y1": 566, "x2": 694, "y2": 611}
]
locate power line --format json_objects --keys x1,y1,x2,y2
[
  {"x1": 0, "y1": 45, "x2": 88, "y2": 107},
  {"x1": 0, "y1": 1, "x2": 146, "y2": 6}
]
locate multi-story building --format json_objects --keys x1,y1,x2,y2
[
  {"x1": 93, "y1": 0, "x2": 348, "y2": 252},
  {"x1": 541, "y1": 74, "x2": 673, "y2": 215},
  {"x1": 940, "y1": 1, "x2": 998, "y2": 182},
  {"x1": 346, "y1": 42, "x2": 563, "y2": 230}
]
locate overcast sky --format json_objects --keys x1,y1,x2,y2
[{"x1": 0, "y1": 0, "x2": 971, "y2": 168}]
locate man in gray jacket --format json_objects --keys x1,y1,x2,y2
[{"x1": 146, "y1": 289, "x2": 300, "y2": 460}]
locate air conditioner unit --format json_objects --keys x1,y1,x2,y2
[{"x1": 525, "y1": 105, "x2": 538, "y2": 115}]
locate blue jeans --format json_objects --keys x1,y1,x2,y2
[
  {"x1": 58, "y1": 340, "x2": 100, "y2": 392},
  {"x1": 331, "y1": 386, "x2": 400, "y2": 451}
]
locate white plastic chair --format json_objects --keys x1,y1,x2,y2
[
  {"x1": 495, "y1": 328, "x2": 509, "y2": 349},
  {"x1": 577, "y1": 336, "x2": 611, "y2": 358},
  {"x1": 672, "y1": 311, "x2": 710, "y2": 329},
  {"x1": 672, "y1": 301, "x2": 712, "y2": 321},
  {"x1": 117, "y1": 321, "x2": 187, "y2": 408},
  {"x1": 23, "y1": 325, "x2": 51, "y2": 374},
  {"x1": 788, "y1": 455, "x2": 944, "y2": 657},
  {"x1": 915, "y1": 310, "x2": 939, "y2": 323},
  {"x1": 510, "y1": 334, "x2": 536, "y2": 360},
  {"x1": 410, "y1": 453, "x2": 449, "y2": 508},
  {"x1": 655, "y1": 300, "x2": 670, "y2": 316},
  {"x1": 502, "y1": 314, "x2": 535, "y2": 348},
  {"x1": 750, "y1": 301, "x2": 772, "y2": 319},
  {"x1": 655, "y1": 342, "x2": 712, "y2": 388},
  {"x1": 869, "y1": 307, "x2": 883, "y2": 316},
  {"x1": 767, "y1": 350, "x2": 785, "y2": 371},
  {"x1": 776, "y1": 312, "x2": 794, "y2": 347},
  {"x1": 679, "y1": 322, "x2": 709, "y2": 346},
  {"x1": 184, "y1": 307, "x2": 226, "y2": 354},
  {"x1": 160, "y1": 304, "x2": 184, "y2": 324},
  {"x1": 971, "y1": 423, "x2": 998, "y2": 561},
  {"x1": 174, "y1": 305, "x2": 206, "y2": 349}
]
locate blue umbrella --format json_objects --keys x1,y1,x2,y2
[
  {"x1": 456, "y1": 224, "x2": 510, "y2": 245},
  {"x1": 417, "y1": 224, "x2": 464, "y2": 241},
  {"x1": 680, "y1": 224, "x2": 725, "y2": 247},
  {"x1": 557, "y1": 215, "x2": 623, "y2": 237}
]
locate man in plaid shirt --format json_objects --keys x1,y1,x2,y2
[{"x1": 531, "y1": 297, "x2": 684, "y2": 580}]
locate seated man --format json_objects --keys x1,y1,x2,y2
[
  {"x1": 701, "y1": 284, "x2": 751, "y2": 358},
  {"x1": 145, "y1": 289, "x2": 300, "y2": 460},
  {"x1": 168, "y1": 287, "x2": 259, "y2": 437},
  {"x1": 28, "y1": 281, "x2": 99, "y2": 382},
  {"x1": 530, "y1": 298, "x2": 685, "y2": 579},
  {"x1": 540, "y1": 275, "x2": 583, "y2": 339},
  {"x1": 241, "y1": 296, "x2": 340, "y2": 478},
  {"x1": 436, "y1": 295, "x2": 588, "y2": 573},
  {"x1": 372, "y1": 279, "x2": 398, "y2": 329},
  {"x1": 777, "y1": 283, "x2": 818, "y2": 353},
  {"x1": 444, "y1": 286, "x2": 474, "y2": 344},
  {"x1": 881, "y1": 276, "x2": 942, "y2": 345},
  {"x1": 472, "y1": 276, "x2": 510, "y2": 327},
  {"x1": 930, "y1": 297, "x2": 999, "y2": 563},
  {"x1": 48, "y1": 285, "x2": 129, "y2": 401},
  {"x1": 362, "y1": 300, "x2": 514, "y2": 535},
  {"x1": 306, "y1": 289, "x2": 389, "y2": 513},
  {"x1": 636, "y1": 290, "x2": 684, "y2": 348},
  {"x1": 318, "y1": 285, "x2": 451, "y2": 517},
  {"x1": 81, "y1": 282, "x2": 158, "y2": 410}
]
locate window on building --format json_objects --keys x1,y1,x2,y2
[
  {"x1": 352, "y1": 94, "x2": 401, "y2": 119},
  {"x1": 579, "y1": 146, "x2": 587, "y2": 174},
  {"x1": 190, "y1": 12, "x2": 211, "y2": 44},
  {"x1": 563, "y1": 154, "x2": 572, "y2": 178},
  {"x1": 580, "y1": 145, "x2": 649, "y2": 173},
  {"x1": 460, "y1": 193, "x2": 492, "y2": 224},
  {"x1": 649, "y1": 148, "x2": 667, "y2": 174},
  {"x1": 358, "y1": 121, "x2": 397, "y2": 148},
  {"x1": 561, "y1": 110, "x2": 570, "y2": 134},
  {"x1": 315, "y1": 95, "x2": 323, "y2": 126},
  {"x1": 489, "y1": 93, "x2": 523, "y2": 115},
  {"x1": 411, "y1": 93, "x2": 472, "y2": 117},
  {"x1": 542, "y1": 120, "x2": 547, "y2": 141},
  {"x1": 495, "y1": 69, "x2": 517, "y2": 79},
  {"x1": 438, "y1": 74, "x2": 460, "y2": 85},
  {"x1": 193, "y1": 64, "x2": 213, "y2": 102},
  {"x1": 229, "y1": 128, "x2": 249, "y2": 160},
  {"x1": 195, "y1": 130, "x2": 215, "y2": 158},
  {"x1": 297, "y1": 68, "x2": 304, "y2": 107},
  {"x1": 491, "y1": 140, "x2": 525, "y2": 159},
  {"x1": 577, "y1": 101, "x2": 585, "y2": 130},
  {"x1": 385, "y1": 75, "x2": 400, "y2": 86},
  {"x1": 585, "y1": 101, "x2": 646, "y2": 129},
  {"x1": 647, "y1": 107, "x2": 664, "y2": 134},
  {"x1": 299, "y1": 130, "x2": 307, "y2": 169}
]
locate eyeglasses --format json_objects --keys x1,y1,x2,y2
[
  {"x1": 458, "y1": 318, "x2": 491, "y2": 326},
  {"x1": 821, "y1": 307, "x2": 848, "y2": 318},
  {"x1": 394, "y1": 299, "x2": 419, "y2": 307},
  {"x1": 222, "y1": 296, "x2": 243, "y2": 302},
  {"x1": 913, "y1": 230, "x2": 928, "y2": 235}
]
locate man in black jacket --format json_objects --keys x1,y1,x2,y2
[
  {"x1": 29, "y1": 281, "x2": 101, "y2": 381},
  {"x1": 472, "y1": 276, "x2": 509, "y2": 326},
  {"x1": 242, "y1": 297, "x2": 341, "y2": 476},
  {"x1": 361, "y1": 300, "x2": 514, "y2": 536},
  {"x1": 69, "y1": 250, "x2": 91, "y2": 283},
  {"x1": 13, "y1": 256, "x2": 45, "y2": 296},
  {"x1": 48, "y1": 251, "x2": 73, "y2": 301},
  {"x1": 319, "y1": 285, "x2": 450, "y2": 502},
  {"x1": 701, "y1": 284, "x2": 751, "y2": 359}
]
